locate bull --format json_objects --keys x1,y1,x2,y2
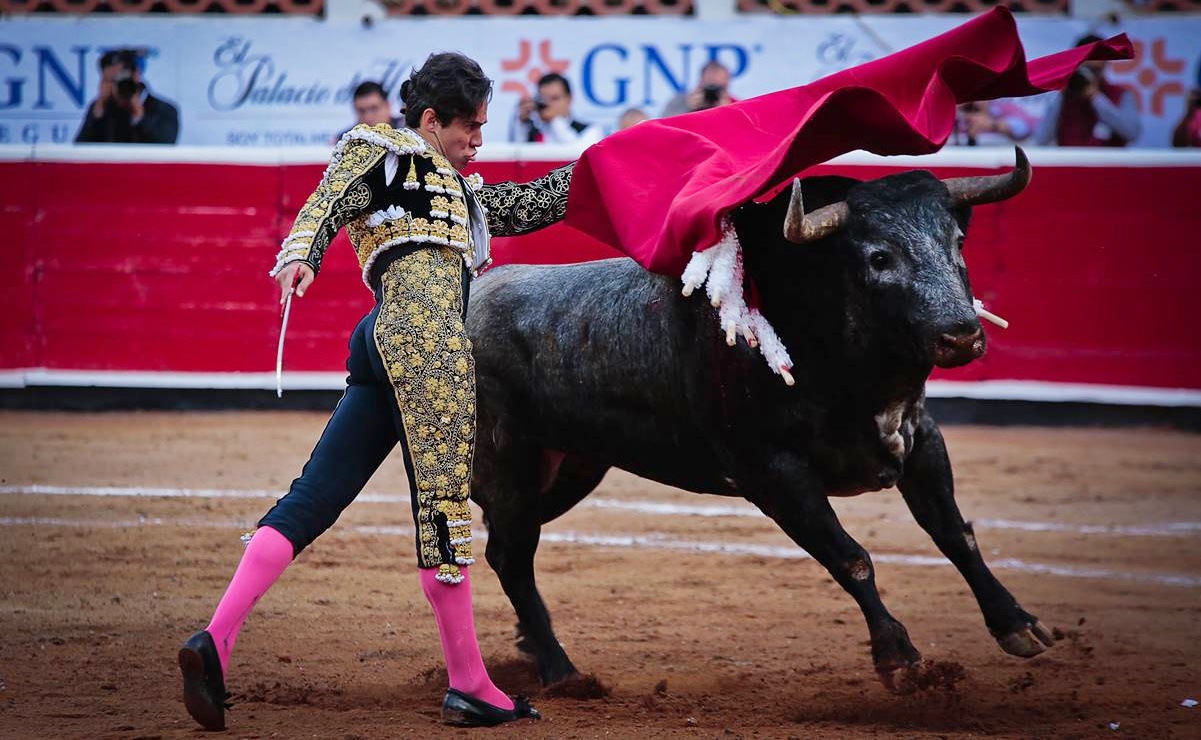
[{"x1": 465, "y1": 148, "x2": 1055, "y2": 691}]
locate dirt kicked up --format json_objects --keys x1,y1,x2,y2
[{"x1": 1, "y1": 411, "x2": 1199, "y2": 739}]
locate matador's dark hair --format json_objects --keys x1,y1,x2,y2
[{"x1": 401, "y1": 53, "x2": 493, "y2": 129}]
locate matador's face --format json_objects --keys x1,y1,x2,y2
[{"x1": 433, "y1": 103, "x2": 487, "y2": 172}]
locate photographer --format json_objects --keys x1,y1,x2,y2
[
  {"x1": 660, "y1": 60, "x2": 735, "y2": 118},
  {"x1": 512, "y1": 73, "x2": 603, "y2": 145},
  {"x1": 334, "y1": 81, "x2": 402, "y2": 142},
  {"x1": 1171, "y1": 88, "x2": 1201, "y2": 147},
  {"x1": 1033, "y1": 34, "x2": 1140, "y2": 147},
  {"x1": 951, "y1": 99, "x2": 1034, "y2": 146},
  {"x1": 76, "y1": 49, "x2": 179, "y2": 145}
]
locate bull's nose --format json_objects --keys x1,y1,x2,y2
[
  {"x1": 933, "y1": 326, "x2": 986, "y2": 368},
  {"x1": 937, "y1": 327, "x2": 984, "y2": 352}
]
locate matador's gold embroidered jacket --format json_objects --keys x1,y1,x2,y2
[{"x1": 270, "y1": 124, "x2": 574, "y2": 285}]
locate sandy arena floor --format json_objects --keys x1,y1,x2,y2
[{"x1": 1, "y1": 411, "x2": 1199, "y2": 739}]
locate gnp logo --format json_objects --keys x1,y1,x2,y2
[
  {"x1": 1109, "y1": 38, "x2": 1187, "y2": 117},
  {"x1": 499, "y1": 40, "x2": 570, "y2": 99},
  {"x1": 501, "y1": 39, "x2": 757, "y2": 108}
]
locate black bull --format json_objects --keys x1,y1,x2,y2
[{"x1": 464, "y1": 149, "x2": 1055, "y2": 691}]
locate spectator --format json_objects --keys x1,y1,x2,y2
[
  {"x1": 512, "y1": 73, "x2": 603, "y2": 145},
  {"x1": 1170, "y1": 88, "x2": 1201, "y2": 147},
  {"x1": 660, "y1": 60, "x2": 736, "y2": 118},
  {"x1": 75, "y1": 49, "x2": 179, "y2": 145},
  {"x1": 951, "y1": 100, "x2": 1035, "y2": 146},
  {"x1": 335, "y1": 81, "x2": 401, "y2": 141},
  {"x1": 1033, "y1": 34, "x2": 1141, "y2": 147},
  {"x1": 618, "y1": 107, "x2": 649, "y2": 130}
]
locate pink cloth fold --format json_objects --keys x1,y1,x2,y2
[{"x1": 565, "y1": 7, "x2": 1132, "y2": 276}]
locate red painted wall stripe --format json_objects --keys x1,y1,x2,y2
[{"x1": 2, "y1": 157, "x2": 1198, "y2": 391}]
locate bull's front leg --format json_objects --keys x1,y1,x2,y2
[
  {"x1": 747, "y1": 455, "x2": 922, "y2": 692},
  {"x1": 897, "y1": 414, "x2": 1056, "y2": 658}
]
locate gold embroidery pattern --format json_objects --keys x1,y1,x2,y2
[
  {"x1": 424, "y1": 170, "x2": 448, "y2": 194},
  {"x1": 273, "y1": 140, "x2": 386, "y2": 276},
  {"x1": 340, "y1": 181, "x2": 373, "y2": 214},
  {"x1": 372, "y1": 248, "x2": 477, "y2": 583},
  {"x1": 447, "y1": 197, "x2": 469, "y2": 226},
  {"x1": 478, "y1": 161, "x2": 574, "y2": 237},
  {"x1": 274, "y1": 124, "x2": 491, "y2": 289},
  {"x1": 343, "y1": 144, "x2": 471, "y2": 285},
  {"x1": 348, "y1": 209, "x2": 466, "y2": 258}
]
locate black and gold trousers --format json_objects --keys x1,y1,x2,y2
[{"x1": 259, "y1": 245, "x2": 477, "y2": 584}]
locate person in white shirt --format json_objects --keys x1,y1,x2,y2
[{"x1": 512, "y1": 73, "x2": 604, "y2": 145}]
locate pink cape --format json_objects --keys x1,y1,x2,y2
[{"x1": 564, "y1": 8, "x2": 1132, "y2": 276}]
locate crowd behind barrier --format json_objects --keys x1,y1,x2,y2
[{"x1": 2, "y1": 15, "x2": 1199, "y2": 148}]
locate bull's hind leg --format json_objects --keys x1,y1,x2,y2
[
  {"x1": 748, "y1": 460, "x2": 922, "y2": 692},
  {"x1": 898, "y1": 415, "x2": 1056, "y2": 658},
  {"x1": 477, "y1": 445, "x2": 605, "y2": 686}
]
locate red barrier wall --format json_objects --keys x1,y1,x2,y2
[{"x1": 2, "y1": 149, "x2": 1198, "y2": 400}]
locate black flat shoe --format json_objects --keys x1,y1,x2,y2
[
  {"x1": 179, "y1": 630, "x2": 231, "y2": 731},
  {"x1": 441, "y1": 689, "x2": 541, "y2": 727}
]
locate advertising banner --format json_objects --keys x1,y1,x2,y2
[{"x1": 0, "y1": 14, "x2": 1198, "y2": 148}]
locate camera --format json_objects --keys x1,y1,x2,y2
[
  {"x1": 701, "y1": 83, "x2": 723, "y2": 107},
  {"x1": 114, "y1": 71, "x2": 140, "y2": 101},
  {"x1": 1067, "y1": 66, "x2": 1097, "y2": 97},
  {"x1": 101, "y1": 48, "x2": 147, "y2": 101}
]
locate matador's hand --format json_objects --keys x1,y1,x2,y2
[{"x1": 275, "y1": 262, "x2": 315, "y2": 306}]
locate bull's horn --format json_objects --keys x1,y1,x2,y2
[
  {"x1": 783, "y1": 178, "x2": 850, "y2": 244},
  {"x1": 943, "y1": 146, "x2": 1032, "y2": 207}
]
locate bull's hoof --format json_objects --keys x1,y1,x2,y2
[
  {"x1": 996, "y1": 620, "x2": 1057, "y2": 658},
  {"x1": 877, "y1": 661, "x2": 925, "y2": 694},
  {"x1": 878, "y1": 659, "x2": 967, "y2": 695},
  {"x1": 513, "y1": 624, "x2": 541, "y2": 664},
  {"x1": 543, "y1": 672, "x2": 611, "y2": 699},
  {"x1": 514, "y1": 639, "x2": 538, "y2": 663}
]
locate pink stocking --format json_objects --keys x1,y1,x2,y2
[
  {"x1": 204, "y1": 525, "x2": 294, "y2": 674},
  {"x1": 420, "y1": 566, "x2": 514, "y2": 710}
]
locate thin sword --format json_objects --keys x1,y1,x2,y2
[{"x1": 275, "y1": 272, "x2": 300, "y2": 398}]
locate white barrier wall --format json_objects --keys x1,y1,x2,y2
[{"x1": 0, "y1": 14, "x2": 1198, "y2": 148}]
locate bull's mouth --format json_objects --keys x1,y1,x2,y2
[{"x1": 933, "y1": 328, "x2": 986, "y2": 368}]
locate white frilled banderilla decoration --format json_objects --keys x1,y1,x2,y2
[{"x1": 680, "y1": 220, "x2": 796, "y2": 387}]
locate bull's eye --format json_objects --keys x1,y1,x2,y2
[{"x1": 869, "y1": 251, "x2": 894, "y2": 270}]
